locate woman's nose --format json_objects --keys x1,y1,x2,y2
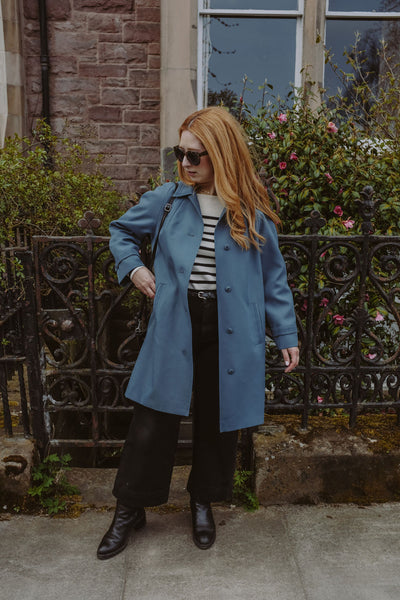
[{"x1": 182, "y1": 155, "x2": 191, "y2": 167}]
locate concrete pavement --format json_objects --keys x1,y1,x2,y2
[{"x1": 1, "y1": 499, "x2": 400, "y2": 599}]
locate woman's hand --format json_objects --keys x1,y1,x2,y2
[
  {"x1": 281, "y1": 347, "x2": 299, "y2": 373},
  {"x1": 130, "y1": 267, "x2": 156, "y2": 299}
]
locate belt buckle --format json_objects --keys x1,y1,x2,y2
[{"x1": 197, "y1": 290, "x2": 216, "y2": 300}]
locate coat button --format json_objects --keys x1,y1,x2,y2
[
  {"x1": 179, "y1": 267, "x2": 184, "y2": 273},
  {"x1": 188, "y1": 232, "x2": 195, "y2": 237},
  {"x1": 227, "y1": 368, "x2": 235, "y2": 375},
  {"x1": 224, "y1": 244, "x2": 230, "y2": 251},
  {"x1": 225, "y1": 286, "x2": 232, "y2": 293},
  {"x1": 226, "y1": 328, "x2": 233, "y2": 334}
]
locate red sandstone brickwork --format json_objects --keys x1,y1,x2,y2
[{"x1": 22, "y1": 0, "x2": 160, "y2": 195}]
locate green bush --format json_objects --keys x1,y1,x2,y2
[
  {"x1": 0, "y1": 121, "x2": 125, "y2": 246},
  {"x1": 239, "y1": 41, "x2": 400, "y2": 237},
  {"x1": 229, "y1": 42, "x2": 400, "y2": 372}
]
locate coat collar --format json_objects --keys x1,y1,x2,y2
[
  {"x1": 172, "y1": 181, "x2": 227, "y2": 221},
  {"x1": 172, "y1": 181, "x2": 193, "y2": 197},
  {"x1": 173, "y1": 181, "x2": 201, "y2": 217}
]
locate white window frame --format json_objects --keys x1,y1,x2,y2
[
  {"x1": 324, "y1": 0, "x2": 400, "y2": 88},
  {"x1": 197, "y1": 0, "x2": 304, "y2": 109},
  {"x1": 325, "y1": 0, "x2": 400, "y2": 21}
]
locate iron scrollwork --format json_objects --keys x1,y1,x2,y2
[{"x1": 29, "y1": 188, "x2": 400, "y2": 453}]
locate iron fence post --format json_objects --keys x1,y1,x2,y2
[
  {"x1": 17, "y1": 250, "x2": 48, "y2": 455},
  {"x1": 302, "y1": 211, "x2": 326, "y2": 429},
  {"x1": 86, "y1": 233, "x2": 100, "y2": 464},
  {"x1": 350, "y1": 186, "x2": 379, "y2": 427}
]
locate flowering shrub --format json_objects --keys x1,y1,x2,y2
[
  {"x1": 236, "y1": 49, "x2": 400, "y2": 397},
  {"x1": 242, "y1": 96, "x2": 399, "y2": 236},
  {"x1": 239, "y1": 40, "x2": 400, "y2": 238}
]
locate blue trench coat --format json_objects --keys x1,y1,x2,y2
[{"x1": 109, "y1": 181, "x2": 298, "y2": 432}]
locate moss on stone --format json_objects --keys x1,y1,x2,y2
[{"x1": 265, "y1": 414, "x2": 400, "y2": 455}]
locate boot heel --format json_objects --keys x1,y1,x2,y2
[{"x1": 134, "y1": 513, "x2": 146, "y2": 530}]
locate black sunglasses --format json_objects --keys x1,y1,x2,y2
[{"x1": 173, "y1": 146, "x2": 208, "y2": 166}]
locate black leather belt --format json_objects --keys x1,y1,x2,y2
[{"x1": 188, "y1": 289, "x2": 217, "y2": 301}]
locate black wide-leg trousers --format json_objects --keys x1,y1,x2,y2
[{"x1": 112, "y1": 292, "x2": 238, "y2": 508}]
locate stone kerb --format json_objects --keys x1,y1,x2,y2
[
  {"x1": 253, "y1": 425, "x2": 400, "y2": 505},
  {"x1": 0, "y1": 437, "x2": 36, "y2": 505}
]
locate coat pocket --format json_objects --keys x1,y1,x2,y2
[
  {"x1": 151, "y1": 281, "x2": 166, "y2": 313},
  {"x1": 250, "y1": 302, "x2": 265, "y2": 346}
]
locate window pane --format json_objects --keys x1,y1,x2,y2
[
  {"x1": 328, "y1": 0, "x2": 400, "y2": 12},
  {"x1": 206, "y1": 17, "x2": 296, "y2": 109},
  {"x1": 208, "y1": 1, "x2": 298, "y2": 10},
  {"x1": 324, "y1": 19, "x2": 400, "y2": 96}
]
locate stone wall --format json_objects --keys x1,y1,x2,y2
[
  {"x1": 253, "y1": 423, "x2": 400, "y2": 505},
  {"x1": 22, "y1": 0, "x2": 161, "y2": 196}
]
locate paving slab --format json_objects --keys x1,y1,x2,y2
[
  {"x1": 1, "y1": 503, "x2": 400, "y2": 600},
  {"x1": 67, "y1": 465, "x2": 192, "y2": 509},
  {"x1": 283, "y1": 503, "x2": 400, "y2": 600},
  {"x1": 122, "y1": 507, "x2": 303, "y2": 600}
]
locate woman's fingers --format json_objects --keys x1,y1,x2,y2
[
  {"x1": 131, "y1": 267, "x2": 156, "y2": 299},
  {"x1": 281, "y1": 347, "x2": 299, "y2": 373}
]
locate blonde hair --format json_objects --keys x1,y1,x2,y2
[{"x1": 178, "y1": 106, "x2": 280, "y2": 250}]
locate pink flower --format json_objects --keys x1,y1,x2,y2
[
  {"x1": 339, "y1": 188, "x2": 343, "y2": 194},
  {"x1": 300, "y1": 300, "x2": 307, "y2": 312},
  {"x1": 375, "y1": 311, "x2": 384, "y2": 322},
  {"x1": 279, "y1": 161, "x2": 287, "y2": 170},
  {"x1": 365, "y1": 293, "x2": 370, "y2": 301},
  {"x1": 366, "y1": 353, "x2": 377, "y2": 360},
  {"x1": 333, "y1": 314, "x2": 345, "y2": 325},
  {"x1": 268, "y1": 132, "x2": 276, "y2": 140},
  {"x1": 278, "y1": 113, "x2": 287, "y2": 123},
  {"x1": 289, "y1": 152, "x2": 298, "y2": 161},
  {"x1": 333, "y1": 205, "x2": 343, "y2": 216},
  {"x1": 280, "y1": 188, "x2": 288, "y2": 196},
  {"x1": 263, "y1": 158, "x2": 269, "y2": 164},
  {"x1": 342, "y1": 218, "x2": 355, "y2": 230},
  {"x1": 320, "y1": 251, "x2": 327, "y2": 258},
  {"x1": 317, "y1": 396, "x2": 324, "y2": 404},
  {"x1": 320, "y1": 297, "x2": 329, "y2": 307},
  {"x1": 239, "y1": 96, "x2": 243, "y2": 103},
  {"x1": 327, "y1": 121, "x2": 338, "y2": 133},
  {"x1": 325, "y1": 172, "x2": 333, "y2": 184}
]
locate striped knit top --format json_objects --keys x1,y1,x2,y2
[{"x1": 189, "y1": 193, "x2": 224, "y2": 291}]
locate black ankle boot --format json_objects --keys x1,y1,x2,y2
[
  {"x1": 97, "y1": 503, "x2": 146, "y2": 560},
  {"x1": 190, "y1": 500, "x2": 216, "y2": 550}
]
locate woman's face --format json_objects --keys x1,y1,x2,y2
[{"x1": 178, "y1": 130, "x2": 215, "y2": 193}]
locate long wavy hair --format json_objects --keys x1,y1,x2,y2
[{"x1": 177, "y1": 106, "x2": 280, "y2": 250}]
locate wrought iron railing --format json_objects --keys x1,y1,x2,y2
[
  {"x1": 0, "y1": 247, "x2": 32, "y2": 438},
  {"x1": 1, "y1": 187, "x2": 399, "y2": 464},
  {"x1": 265, "y1": 186, "x2": 400, "y2": 427}
]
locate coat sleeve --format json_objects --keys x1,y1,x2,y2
[
  {"x1": 109, "y1": 182, "x2": 176, "y2": 285},
  {"x1": 259, "y1": 215, "x2": 298, "y2": 350}
]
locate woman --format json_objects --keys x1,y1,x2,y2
[{"x1": 97, "y1": 106, "x2": 299, "y2": 560}]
